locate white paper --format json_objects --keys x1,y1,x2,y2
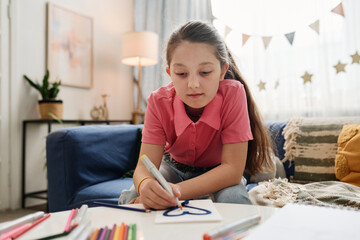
[
  {"x1": 244, "y1": 203, "x2": 360, "y2": 240},
  {"x1": 155, "y1": 199, "x2": 222, "y2": 224}
]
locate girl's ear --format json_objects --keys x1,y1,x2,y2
[
  {"x1": 166, "y1": 68, "x2": 171, "y2": 76},
  {"x1": 220, "y1": 63, "x2": 229, "y2": 80}
]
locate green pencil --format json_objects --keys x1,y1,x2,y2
[{"x1": 37, "y1": 230, "x2": 71, "y2": 240}]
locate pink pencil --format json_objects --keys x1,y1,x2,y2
[
  {"x1": 0, "y1": 223, "x2": 31, "y2": 240},
  {"x1": 98, "y1": 226, "x2": 108, "y2": 240},
  {"x1": 64, "y1": 209, "x2": 77, "y2": 232},
  {"x1": 108, "y1": 224, "x2": 116, "y2": 240},
  {"x1": 12, "y1": 213, "x2": 51, "y2": 239}
]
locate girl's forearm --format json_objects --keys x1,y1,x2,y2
[{"x1": 177, "y1": 163, "x2": 243, "y2": 200}]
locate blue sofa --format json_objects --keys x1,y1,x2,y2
[
  {"x1": 46, "y1": 122, "x2": 289, "y2": 212},
  {"x1": 46, "y1": 124, "x2": 143, "y2": 212}
]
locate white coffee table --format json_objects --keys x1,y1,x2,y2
[{"x1": 16, "y1": 203, "x2": 278, "y2": 240}]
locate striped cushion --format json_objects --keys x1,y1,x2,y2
[{"x1": 282, "y1": 117, "x2": 360, "y2": 183}]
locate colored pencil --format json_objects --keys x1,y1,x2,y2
[
  {"x1": 126, "y1": 224, "x2": 132, "y2": 240},
  {"x1": 64, "y1": 209, "x2": 77, "y2": 232},
  {"x1": 12, "y1": 213, "x2": 51, "y2": 239},
  {"x1": 0, "y1": 223, "x2": 30, "y2": 240},
  {"x1": 122, "y1": 224, "x2": 128, "y2": 240},
  {"x1": 131, "y1": 224, "x2": 137, "y2": 240},
  {"x1": 89, "y1": 228, "x2": 100, "y2": 240},
  {"x1": 113, "y1": 225, "x2": 121, "y2": 240},
  {"x1": 0, "y1": 211, "x2": 44, "y2": 235},
  {"x1": 109, "y1": 224, "x2": 116, "y2": 240},
  {"x1": 98, "y1": 226, "x2": 108, "y2": 240},
  {"x1": 119, "y1": 222, "x2": 125, "y2": 240},
  {"x1": 36, "y1": 230, "x2": 72, "y2": 240},
  {"x1": 104, "y1": 229, "x2": 111, "y2": 240},
  {"x1": 93, "y1": 201, "x2": 151, "y2": 213},
  {"x1": 96, "y1": 228, "x2": 104, "y2": 240}
]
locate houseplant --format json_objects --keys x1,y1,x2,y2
[{"x1": 24, "y1": 70, "x2": 63, "y2": 120}]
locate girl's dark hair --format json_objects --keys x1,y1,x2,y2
[{"x1": 166, "y1": 21, "x2": 273, "y2": 175}]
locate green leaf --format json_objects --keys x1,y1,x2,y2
[
  {"x1": 47, "y1": 112, "x2": 63, "y2": 124},
  {"x1": 24, "y1": 70, "x2": 61, "y2": 100}
]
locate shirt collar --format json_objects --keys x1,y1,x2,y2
[{"x1": 173, "y1": 93, "x2": 222, "y2": 136}]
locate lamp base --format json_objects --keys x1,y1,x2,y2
[{"x1": 132, "y1": 110, "x2": 145, "y2": 124}]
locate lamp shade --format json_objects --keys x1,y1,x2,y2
[{"x1": 121, "y1": 31, "x2": 159, "y2": 66}]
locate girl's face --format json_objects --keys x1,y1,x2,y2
[{"x1": 167, "y1": 41, "x2": 228, "y2": 109}]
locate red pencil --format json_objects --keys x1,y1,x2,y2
[
  {"x1": 122, "y1": 224, "x2": 128, "y2": 240},
  {"x1": 12, "y1": 213, "x2": 51, "y2": 239}
]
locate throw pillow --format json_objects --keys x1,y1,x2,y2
[
  {"x1": 282, "y1": 117, "x2": 360, "y2": 183},
  {"x1": 335, "y1": 124, "x2": 360, "y2": 187}
]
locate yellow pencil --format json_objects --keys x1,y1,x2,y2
[{"x1": 113, "y1": 225, "x2": 121, "y2": 240}]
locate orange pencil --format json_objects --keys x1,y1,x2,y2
[
  {"x1": 89, "y1": 228, "x2": 99, "y2": 240},
  {"x1": 119, "y1": 222, "x2": 125, "y2": 240}
]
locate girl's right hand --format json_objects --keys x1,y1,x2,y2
[{"x1": 138, "y1": 178, "x2": 181, "y2": 210}]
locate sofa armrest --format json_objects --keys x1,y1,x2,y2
[{"x1": 46, "y1": 124, "x2": 142, "y2": 212}]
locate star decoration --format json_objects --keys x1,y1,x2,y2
[
  {"x1": 274, "y1": 80, "x2": 280, "y2": 89},
  {"x1": 351, "y1": 51, "x2": 360, "y2": 64},
  {"x1": 257, "y1": 81, "x2": 266, "y2": 91},
  {"x1": 301, "y1": 71, "x2": 313, "y2": 84},
  {"x1": 333, "y1": 61, "x2": 346, "y2": 74}
]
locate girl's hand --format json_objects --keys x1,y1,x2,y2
[{"x1": 138, "y1": 178, "x2": 181, "y2": 209}]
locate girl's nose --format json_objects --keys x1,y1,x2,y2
[{"x1": 188, "y1": 75, "x2": 200, "y2": 89}]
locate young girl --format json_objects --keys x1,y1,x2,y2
[{"x1": 119, "y1": 21, "x2": 273, "y2": 209}]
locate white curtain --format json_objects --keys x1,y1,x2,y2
[
  {"x1": 134, "y1": 0, "x2": 213, "y2": 112},
  {"x1": 212, "y1": 0, "x2": 360, "y2": 120}
]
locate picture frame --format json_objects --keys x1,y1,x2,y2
[{"x1": 47, "y1": 3, "x2": 93, "y2": 89}]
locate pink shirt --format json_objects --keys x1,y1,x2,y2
[{"x1": 142, "y1": 79, "x2": 253, "y2": 167}]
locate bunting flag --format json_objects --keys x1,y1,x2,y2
[
  {"x1": 219, "y1": 1, "x2": 345, "y2": 51},
  {"x1": 309, "y1": 20, "x2": 320, "y2": 35},
  {"x1": 262, "y1": 37, "x2": 272, "y2": 50},
  {"x1": 333, "y1": 61, "x2": 347, "y2": 73},
  {"x1": 242, "y1": 34, "x2": 250, "y2": 46},
  {"x1": 351, "y1": 51, "x2": 360, "y2": 64},
  {"x1": 285, "y1": 32, "x2": 296, "y2": 45},
  {"x1": 331, "y1": 2, "x2": 345, "y2": 17},
  {"x1": 301, "y1": 71, "x2": 313, "y2": 84},
  {"x1": 224, "y1": 25, "x2": 232, "y2": 39}
]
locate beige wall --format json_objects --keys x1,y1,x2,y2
[{"x1": 8, "y1": 0, "x2": 134, "y2": 209}]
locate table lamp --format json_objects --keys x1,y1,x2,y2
[{"x1": 122, "y1": 31, "x2": 159, "y2": 124}]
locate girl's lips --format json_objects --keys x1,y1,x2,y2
[{"x1": 187, "y1": 93, "x2": 203, "y2": 98}]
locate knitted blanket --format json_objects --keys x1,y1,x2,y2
[{"x1": 249, "y1": 178, "x2": 360, "y2": 209}]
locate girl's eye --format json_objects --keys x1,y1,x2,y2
[
  {"x1": 176, "y1": 73, "x2": 186, "y2": 76},
  {"x1": 201, "y1": 71, "x2": 211, "y2": 75}
]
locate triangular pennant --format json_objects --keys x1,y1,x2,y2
[
  {"x1": 262, "y1": 36, "x2": 272, "y2": 50},
  {"x1": 285, "y1": 32, "x2": 295, "y2": 45},
  {"x1": 331, "y1": 3, "x2": 345, "y2": 17},
  {"x1": 309, "y1": 20, "x2": 320, "y2": 35},
  {"x1": 224, "y1": 25, "x2": 232, "y2": 39},
  {"x1": 242, "y1": 34, "x2": 250, "y2": 46}
]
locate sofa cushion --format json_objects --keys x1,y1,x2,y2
[
  {"x1": 282, "y1": 117, "x2": 360, "y2": 183},
  {"x1": 265, "y1": 121, "x2": 293, "y2": 178},
  {"x1": 335, "y1": 125, "x2": 360, "y2": 187},
  {"x1": 69, "y1": 178, "x2": 134, "y2": 209}
]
